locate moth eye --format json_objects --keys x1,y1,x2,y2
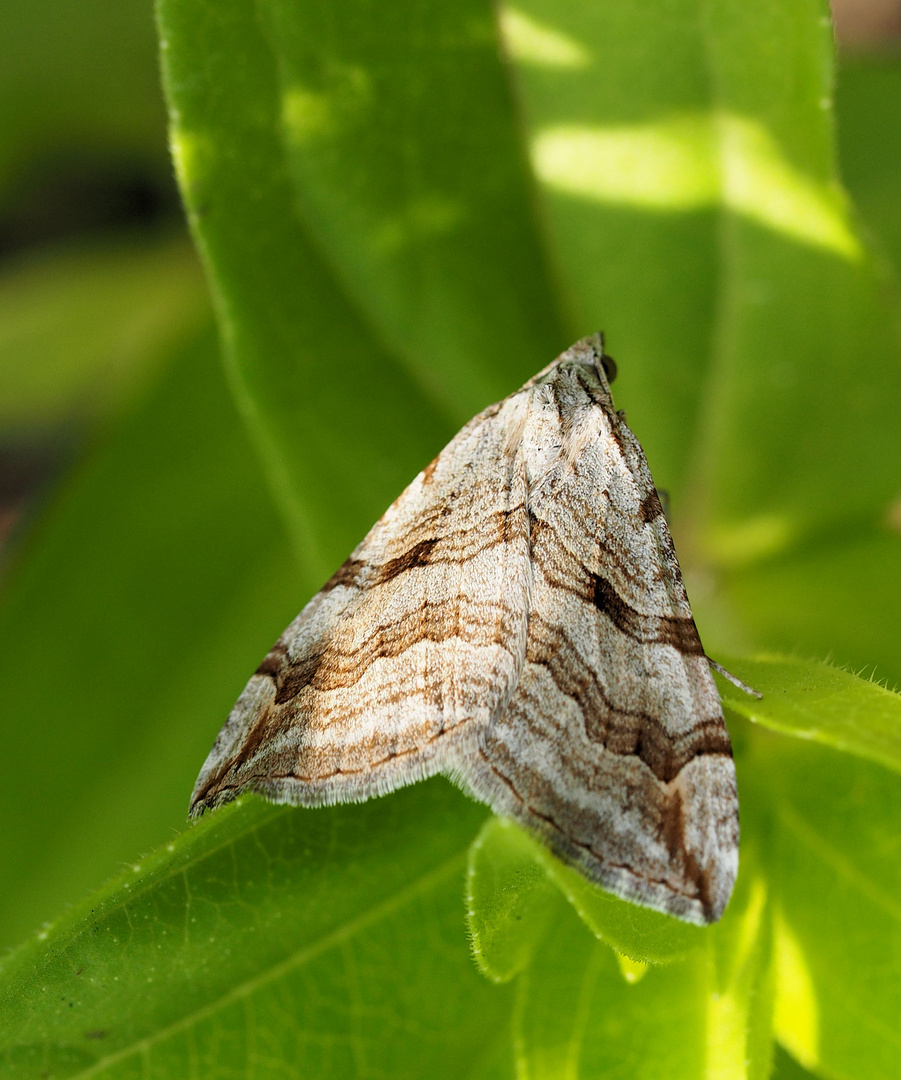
[{"x1": 601, "y1": 354, "x2": 617, "y2": 384}]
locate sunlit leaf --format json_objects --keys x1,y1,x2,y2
[
  {"x1": 716, "y1": 654, "x2": 901, "y2": 774},
  {"x1": 512, "y1": 855, "x2": 773, "y2": 1079},
  {"x1": 746, "y1": 736, "x2": 901, "y2": 1080}
]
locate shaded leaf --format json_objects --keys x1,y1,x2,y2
[
  {"x1": 771, "y1": 1044, "x2": 828, "y2": 1080},
  {"x1": 837, "y1": 56, "x2": 901, "y2": 270},
  {"x1": 466, "y1": 814, "x2": 712, "y2": 972},
  {"x1": 714, "y1": 527, "x2": 901, "y2": 689},
  {"x1": 158, "y1": 0, "x2": 565, "y2": 574},
  {"x1": 0, "y1": 235, "x2": 207, "y2": 428},
  {"x1": 538, "y1": 846, "x2": 708, "y2": 966},
  {"x1": 466, "y1": 812, "x2": 713, "y2": 976},
  {"x1": 256, "y1": 0, "x2": 566, "y2": 416},
  {"x1": 0, "y1": 329, "x2": 298, "y2": 951}
]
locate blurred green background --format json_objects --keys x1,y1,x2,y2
[{"x1": 0, "y1": 0, "x2": 899, "y2": 1033}]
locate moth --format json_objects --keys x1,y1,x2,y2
[{"x1": 191, "y1": 334, "x2": 739, "y2": 925}]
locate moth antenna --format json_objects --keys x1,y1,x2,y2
[{"x1": 707, "y1": 658, "x2": 763, "y2": 699}]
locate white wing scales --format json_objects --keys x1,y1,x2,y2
[
  {"x1": 453, "y1": 347, "x2": 737, "y2": 922},
  {"x1": 191, "y1": 394, "x2": 532, "y2": 812}
]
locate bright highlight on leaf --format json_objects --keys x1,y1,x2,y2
[
  {"x1": 281, "y1": 67, "x2": 374, "y2": 147},
  {"x1": 534, "y1": 116, "x2": 717, "y2": 211},
  {"x1": 168, "y1": 130, "x2": 213, "y2": 223},
  {"x1": 613, "y1": 952, "x2": 648, "y2": 984},
  {"x1": 773, "y1": 911, "x2": 820, "y2": 1069},
  {"x1": 281, "y1": 87, "x2": 336, "y2": 142},
  {"x1": 705, "y1": 512, "x2": 797, "y2": 567},
  {"x1": 706, "y1": 875, "x2": 771, "y2": 1080},
  {"x1": 498, "y1": 6, "x2": 591, "y2": 69},
  {"x1": 532, "y1": 113, "x2": 862, "y2": 260}
]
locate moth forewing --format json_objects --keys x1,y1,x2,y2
[
  {"x1": 191, "y1": 390, "x2": 533, "y2": 815},
  {"x1": 191, "y1": 333, "x2": 739, "y2": 925}
]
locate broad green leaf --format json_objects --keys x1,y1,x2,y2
[
  {"x1": 0, "y1": 782, "x2": 512, "y2": 1079},
  {"x1": 158, "y1": 0, "x2": 565, "y2": 573},
  {"x1": 745, "y1": 735, "x2": 901, "y2": 1080},
  {"x1": 255, "y1": 0, "x2": 567, "y2": 416},
  {"x1": 512, "y1": 854, "x2": 773, "y2": 1080},
  {"x1": 0, "y1": 235, "x2": 207, "y2": 428},
  {"x1": 714, "y1": 654, "x2": 901, "y2": 775},
  {"x1": 503, "y1": 0, "x2": 901, "y2": 561},
  {"x1": 0, "y1": 329, "x2": 299, "y2": 952}
]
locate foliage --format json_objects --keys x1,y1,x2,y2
[{"x1": 1, "y1": 0, "x2": 900, "y2": 1077}]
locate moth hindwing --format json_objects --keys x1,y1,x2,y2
[{"x1": 191, "y1": 333, "x2": 738, "y2": 925}]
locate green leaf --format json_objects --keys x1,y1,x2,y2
[
  {"x1": 0, "y1": 329, "x2": 299, "y2": 952},
  {"x1": 466, "y1": 817, "x2": 563, "y2": 983},
  {"x1": 715, "y1": 654, "x2": 901, "y2": 774},
  {"x1": 713, "y1": 527, "x2": 901, "y2": 689},
  {"x1": 771, "y1": 1044, "x2": 828, "y2": 1080},
  {"x1": 537, "y1": 844, "x2": 709, "y2": 966},
  {"x1": 467, "y1": 815, "x2": 707, "y2": 976},
  {"x1": 503, "y1": 0, "x2": 901, "y2": 561},
  {"x1": 836, "y1": 56, "x2": 901, "y2": 272},
  {"x1": 157, "y1": 0, "x2": 565, "y2": 573},
  {"x1": 0, "y1": 782, "x2": 512, "y2": 1079},
  {"x1": 745, "y1": 736, "x2": 901, "y2": 1080},
  {"x1": 511, "y1": 853, "x2": 773, "y2": 1079},
  {"x1": 255, "y1": 0, "x2": 567, "y2": 414}
]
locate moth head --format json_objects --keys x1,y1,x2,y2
[
  {"x1": 556, "y1": 331, "x2": 617, "y2": 387},
  {"x1": 553, "y1": 332, "x2": 617, "y2": 399},
  {"x1": 586, "y1": 331, "x2": 617, "y2": 386},
  {"x1": 523, "y1": 332, "x2": 617, "y2": 405}
]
